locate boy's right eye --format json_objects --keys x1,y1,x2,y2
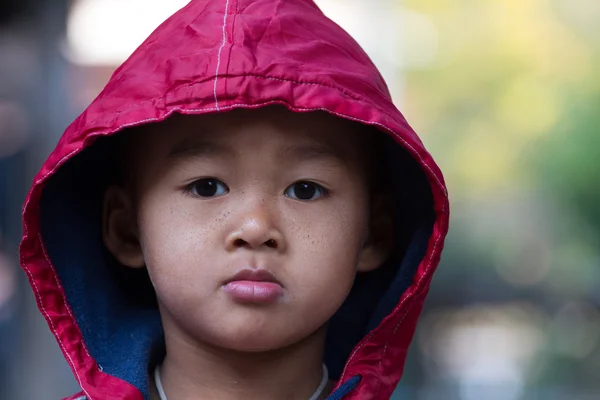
[{"x1": 187, "y1": 178, "x2": 229, "y2": 198}]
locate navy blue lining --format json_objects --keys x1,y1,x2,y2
[
  {"x1": 40, "y1": 130, "x2": 434, "y2": 399},
  {"x1": 41, "y1": 139, "x2": 163, "y2": 398}
]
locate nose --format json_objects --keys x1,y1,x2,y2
[{"x1": 225, "y1": 201, "x2": 285, "y2": 252}]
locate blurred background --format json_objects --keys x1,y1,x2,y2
[{"x1": 1, "y1": 0, "x2": 599, "y2": 398}]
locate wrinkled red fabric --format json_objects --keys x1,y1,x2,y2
[{"x1": 20, "y1": 0, "x2": 449, "y2": 399}]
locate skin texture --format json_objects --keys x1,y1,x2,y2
[{"x1": 103, "y1": 107, "x2": 392, "y2": 400}]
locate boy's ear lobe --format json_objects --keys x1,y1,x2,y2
[
  {"x1": 357, "y1": 194, "x2": 394, "y2": 273},
  {"x1": 103, "y1": 186, "x2": 145, "y2": 268}
]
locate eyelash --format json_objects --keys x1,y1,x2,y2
[
  {"x1": 184, "y1": 179, "x2": 329, "y2": 201},
  {"x1": 185, "y1": 178, "x2": 229, "y2": 198},
  {"x1": 284, "y1": 181, "x2": 329, "y2": 201}
]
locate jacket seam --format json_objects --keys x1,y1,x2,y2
[
  {"x1": 376, "y1": 202, "x2": 447, "y2": 395},
  {"x1": 376, "y1": 290, "x2": 428, "y2": 396},
  {"x1": 19, "y1": 235, "x2": 91, "y2": 399},
  {"x1": 336, "y1": 203, "x2": 447, "y2": 393},
  {"x1": 40, "y1": 236, "x2": 94, "y2": 360},
  {"x1": 76, "y1": 76, "x2": 445, "y2": 192},
  {"x1": 213, "y1": 0, "x2": 232, "y2": 110},
  {"x1": 77, "y1": 73, "x2": 375, "y2": 131}
]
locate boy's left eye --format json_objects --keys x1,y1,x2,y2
[{"x1": 284, "y1": 181, "x2": 328, "y2": 201}]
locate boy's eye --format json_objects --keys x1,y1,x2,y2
[
  {"x1": 284, "y1": 181, "x2": 328, "y2": 201},
  {"x1": 188, "y1": 178, "x2": 229, "y2": 198}
]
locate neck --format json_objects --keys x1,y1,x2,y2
[{"x1": 155, "y1": 325, "x2": 331, "y2": 400}]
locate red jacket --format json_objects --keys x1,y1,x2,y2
[{"x1": 20, "y1": 0, "x2": 449, "y2": 399}]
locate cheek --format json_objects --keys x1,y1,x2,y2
[
  {"x1": 136, "y1": 194, "x2": 223, "y2": 293},
  {"x1": 291, "y1": 192, "x2": 369, "y2": 255},
  {"x1": 285, "y1": 196, "x2": 369, "y2": 298}
]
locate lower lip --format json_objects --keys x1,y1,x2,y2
[{"x1": 223, "y1": 281, "x2": 284, "y2": 303}]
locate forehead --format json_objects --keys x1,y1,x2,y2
[{"x1": 135, "y1": 107, "x2": 371, "y2": 161}]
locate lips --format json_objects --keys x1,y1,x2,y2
[
  {"x1": 222, "y1": 269, "x2": 284, "y2": 304},
  {"x1": 224, "y1": 269, "x2": 282, "y2": 286}
]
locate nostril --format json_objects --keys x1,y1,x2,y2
[
  {"x1": 265, "y1": 239, "x2": 277, "y2": 249},
  {"x1": 233, "y1": 238, "x2": 247, "y2": 248}
]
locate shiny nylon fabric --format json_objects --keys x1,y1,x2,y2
[{"x1": 19, "y1": 0, "x2": 449, "y2": 399}]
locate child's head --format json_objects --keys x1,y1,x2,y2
[
  {"x1": 21, "y1": 1, "x2": 449, "y2": 397},
  {"x1": 103, "y1": 106, "x2": 393, "y2": 352}
]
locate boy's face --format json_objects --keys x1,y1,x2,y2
[{"x1": 104, "y1": 108, "x2": 390, "y2": 352}]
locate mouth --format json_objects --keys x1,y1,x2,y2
[
  {"x1": 222, "y1": 269, "x2": 284, "y2": 304},
  {"x1": 224, "y1": 268, "x2": 282, "y2": 286}
]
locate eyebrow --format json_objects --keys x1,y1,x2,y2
[
  {"x1": 281, "y1": 143, "x2": 345, "y2": 164},
  {"x1": 167, "y1": 139, "x2": 345, "y2": 164},
  {"x1": 167, "y1": 139, "x2": 233, "y2": 160}
]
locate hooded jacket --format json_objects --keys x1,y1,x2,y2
[{"x1": 20, "y1": 0, "x2": 449, "y2": 399}]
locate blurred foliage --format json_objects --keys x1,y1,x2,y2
[
  {"x1": 402, "y1": 0, "x2": 598, "y2": 194},
  {"x1": 399, "y1": 0, "x2": 600, "y2": 289},
  {"x1": 395, "y1": 0, "x2": 600, "y2": 395},
  {"x1": 536, "y1": 83, "x2": 600, "y2": 236}
]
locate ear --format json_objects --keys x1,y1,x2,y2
[
  {"x1": 357, "y1": 194, "x2": 394, "y2": 273},
  {"x1": 103, "y1": 185, "x2": 145, "y2": 268}
]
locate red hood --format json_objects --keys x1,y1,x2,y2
[{"x1": 20, "y1": 0, "x2": 449, "y2": 399}]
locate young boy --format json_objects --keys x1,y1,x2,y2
[{"x1": 20, "y1": 0, "x2": 449, "y2": 399}]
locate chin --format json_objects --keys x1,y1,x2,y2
[
  {"x1": 196, "y1": 322, "x2": 314, "y2": 354},
  {"x1": 211, "y1": 330, "x2": 297, "y2": 353},
  {"x1": 176, "y1": 308, "x2": 328, "y2": 354}
]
